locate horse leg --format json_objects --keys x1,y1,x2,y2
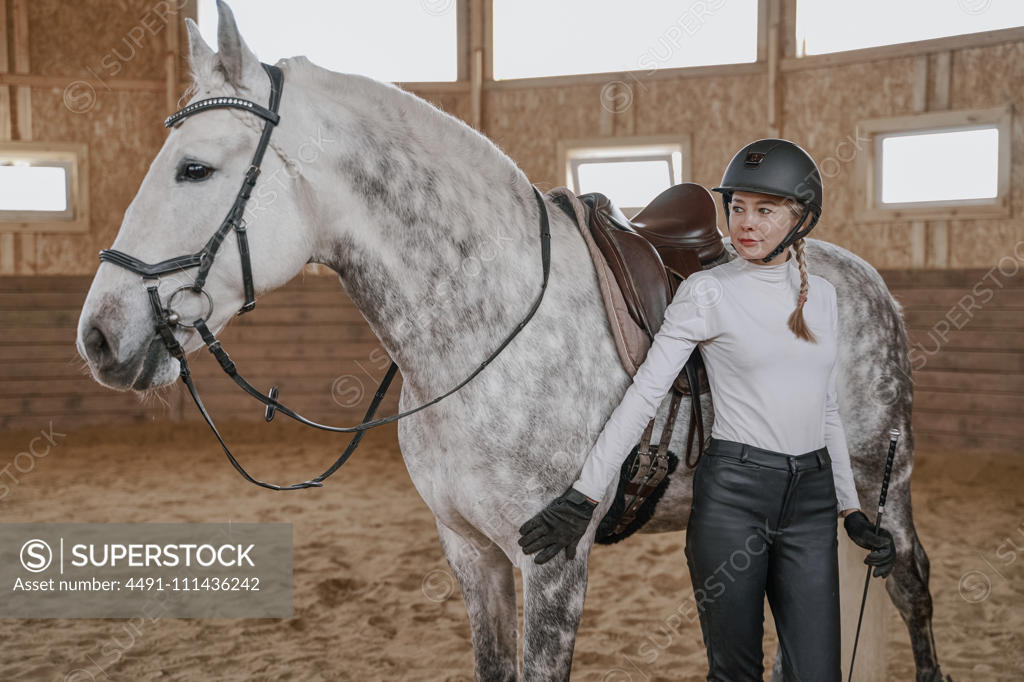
[
  {"x1": 436, "y1": 519, "x2": 520, "y2": 682},
  {"x1": 885, "y1": 517, "x2": 953, "y2": 682},
  {"x1": 520, "y1": 547, "x2": 589, "y2": 681}
]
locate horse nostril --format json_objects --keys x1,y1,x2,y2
[{"x1": 84, "y1": 325, "x2": 113, "y2": 368}]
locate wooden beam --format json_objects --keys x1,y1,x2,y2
[
  {"x1": 756, "y1": 0, "x2": 770, "y2": 63},
  {"x1": 928, "y1": 51, "x2": 951, "y2": 267},
  {"x1": 0, "y1": 72, "x2": 175, "y2": 90},
  {"x1": 932, "y1": 51, "x2": 951, "y2": 111},
  {"x1": 10, "y1": 0, "x2": 33, "y2": 276},
  {"x1": 0, "y1": 0, "x2": 9, "y2": 142},
  {"x1": 910, "y1": 56, "x2": 927, "y2": 267},
  {"x1": 0, "y1": 0, "x2": 11, "y2": 275},
  {"x1": 484, "y1": 62, "x2": 767, "y2": 91},
  {"x1": 11, "y1": 0, "x2": 28, "y2": 141},
  {"x1": 165, "y1": 1, "x2": 180, "y2": 116},
  {"x1": 929, "y1": 222, "x2": 949, "y2": 268},
  {"x1": 469, "y1": 0, "x2": 483, "y2": 130},
  {"x1": 482, "y1": 0, "x2": 492, "y2": 88},
  {"x1": 912, "y1": 55, "x2": 928, "y2": 114},
  {"x1": 782, "y1": 25, "x2": 1024, "y2": 72},
  {"x1": 782, "y1": 0, "x2": 797, "y2": 58},
  {"x1": 767, "y1": 0, "x2": 783, "y2": 137}
]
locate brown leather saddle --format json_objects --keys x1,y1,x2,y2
[{"x1": 576, "y1": 183, "x2": 726, "y2": 535}]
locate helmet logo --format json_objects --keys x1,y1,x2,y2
[{"x1": 744, "y1": 152, "x2": 766, "y2": 168}]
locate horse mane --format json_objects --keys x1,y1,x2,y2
[{"x1": 278, "y1": 55, "x2": 528, "y2": 187}]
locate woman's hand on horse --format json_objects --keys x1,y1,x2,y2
[
  {"x1": 843, "y1": 510, "x2": 896, "y2": 578},
  {"x1": 518, "y1": 486, "x2": 598, "y2": 564}
]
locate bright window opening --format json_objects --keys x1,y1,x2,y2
[
  {"x1": 879, "y1": 128, "x2": 999, "y2": 204},
  {"x1": 493, "y1": 0, "x2": 758, "y2": 80},
  {"x1": 575, "y1": 158, "x2": 674, "y2": 210},
  {"x1": 855, "y1": 105, "x2": 1011, "y2": 221},
  {"x1": 564, "y1": 140, "x2": 687, "y2": 214},
  {"x1": 796, "y1": 0, "x2": 1024, "y2": 56},
  {"x1": 0, "y1": 164, "x2": 69, "y2": 212},
  {"x1": 198, "y1": 0, "x2": 458, "y2": 82},
  {"x1": 0, "y1": 142, "x2": 87, "y2": 231}
]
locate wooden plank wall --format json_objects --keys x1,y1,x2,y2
[
  {"x1": 888, "y1": 268, "x2": 1024, "y2": 453},
  {"x1": 1, "y1": 270, "x2": 1021, "y2": 453},
  {"x1": 0, "y1": 273, "x2": 401, "y2": 432}
]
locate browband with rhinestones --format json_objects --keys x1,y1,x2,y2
[{"x1": 164, "y1": 96, "x2": 281, "y2": 128}]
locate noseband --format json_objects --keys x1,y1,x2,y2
[{"x1": 98, "y1": 62, "x2": 553, "y2": 491}]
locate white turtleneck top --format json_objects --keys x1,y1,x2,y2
[{"x1": 572, "y1": 250, "x2": 860, "y2": 513}]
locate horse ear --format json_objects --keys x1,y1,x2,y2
[
  {"x1": 184, "y1": 17, "x2": 215, "y2": 81},
  {"x1": 214, "y1": 0, "x2": 264, "y2": 90}
]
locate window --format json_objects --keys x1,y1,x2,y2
[
  {"x1": 795, "y1": 0, "x2": 1024, "y2": 56},
  {"x1": 0, "y1": 142, "x2": 89, "y2": 233},
  {"x1": 558, "y1": 136, "x2": 691, "y2": 216},
  {"x1": 198, "y1": 0, "x2": 459, "y2": 83},
  {"x1": 492, "y1": 0, "x2": 758, "y2": 80},
  {"x1": 855, "y1": 106, "x2": 1011, "y2": 221},
  {"x1": 880, "y1": 128, "x2": 998, "y2": 204}
]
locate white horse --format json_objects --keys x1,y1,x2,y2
[{"x1": 76, "y1": 2, "x2": 951, "y2": 680}]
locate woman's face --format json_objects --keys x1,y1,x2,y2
[{"x1": 727, "y1": 190, "x2": 801, "y2": 264}]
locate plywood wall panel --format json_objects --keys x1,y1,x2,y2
[
  {"x1": 8, "y1": 1, "x2": 1024, "y2": 277},
  {"x1": 781, "y1": 57, "x2": 920, "y2": 267},
  {"x1": 28, "y1": 0, "x2": 170, "y2": 81},
  {"x1": 948, "y1": 42, "x2": 1024, "y2": 267},
  {"x1": 634, "y1": 73, "x2": 769, "y2": 202},
  {"x1": 412, "y1": 90, "x2": 473, "y2": 130},
  {"x1": 947, "y1": 220, "x2": 1022, "y2": 270},
  {"x1": 484, "y1": 82, "x2": 605, "y2": 185},
  {"x1": 28, "y1": 86, "x2": 166, "y2": 274}
]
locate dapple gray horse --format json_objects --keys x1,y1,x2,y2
[{"x1": 75, "y1": 2, "x2": 950, "y2": 680}]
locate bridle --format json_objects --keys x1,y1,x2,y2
[{"x1": 98, "y1": 61, "x2": 553, "y2": 491}]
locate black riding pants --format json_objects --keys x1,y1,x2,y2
[{"x1": 684, "y1": 437, "x2": 841, "y2": 682}]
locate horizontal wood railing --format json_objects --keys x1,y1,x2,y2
[
  {"x1": 2, "y1": 269, "x2": 1021, "y2": 453},
  {"x1": 0, "y1": 274, "x2": 401, "y2": 432}
]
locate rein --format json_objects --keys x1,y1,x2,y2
[{"x1": 99, "y1": 61, "x2": 553, "y2": 491}]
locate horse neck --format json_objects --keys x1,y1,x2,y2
[{"x1": 288, "y1": 61, "x2": 544, "y2": 392}]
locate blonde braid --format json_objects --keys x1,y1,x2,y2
[{"x1": 787, "y1": 238, "x2": 817, "y2": 343}]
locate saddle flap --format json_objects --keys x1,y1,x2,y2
[{"x1": 579, "y1": 192, "x2": 672, "y2": 339}]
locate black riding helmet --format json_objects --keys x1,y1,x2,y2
[{"x1": 712, "y1": 138, "x2": 823, "y2": 263}]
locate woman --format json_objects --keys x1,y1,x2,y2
[{"x1": 518, "y1": 139, "x2": 896, "y2": 681}]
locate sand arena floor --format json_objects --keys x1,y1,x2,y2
[{"x1": 0, "y1": 420, "x2": 1020, "y2": 681}]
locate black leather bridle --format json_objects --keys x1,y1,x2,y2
[{"x1": 98, "y1": 61, "x2": 553, "y2": 491}]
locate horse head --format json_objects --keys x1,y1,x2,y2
[{"x1": 76, "y1": 0, "x2": 317, "y2": 390}]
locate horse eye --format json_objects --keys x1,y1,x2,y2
[{"x1": 178, "y1": 162, "x2": 213, "y2": 182}]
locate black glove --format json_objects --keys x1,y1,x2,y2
[
  {"x1": 518, "y1": 486, "x2": 597, "y2": 564},
  {"x1": 844, "y1": 510, "x2": 896, "y2": 578}
]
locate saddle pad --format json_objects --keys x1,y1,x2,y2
[{"x1": 546, "y1": 187, "x2": 649, "y2": 376}]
